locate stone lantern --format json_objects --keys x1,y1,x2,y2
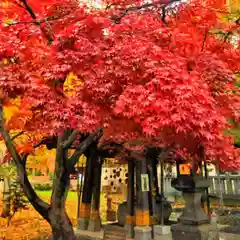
[{"x1": 171, "y1": 175, "x2": 219, "y2": 240}]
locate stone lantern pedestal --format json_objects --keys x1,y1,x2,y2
[{"x1": 171, "y1": 176, "x2": 219, "y2": 240}]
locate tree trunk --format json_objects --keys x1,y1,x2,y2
[
  {"x1": 1, "y1": 176, "x2": 11, "y2": 218},
  {"x1": 49, "y1": 209, "x2": 75, "y2": 240},
  {"x1": 49, "y1": 176, "x2": 75, "y2": 240},
  {"x1": 49, "y1": 135, "x2": 76, "y2": 240},
  {"x1": 88, "y1": 152, "x2": 103, "y2": 232},
  {"x1": 49, "y1": 176, "x2": 76, "y2": 240}
]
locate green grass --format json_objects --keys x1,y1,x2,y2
[{"x1": 36, "y1": 190, "x2": 78, "y2": 201}]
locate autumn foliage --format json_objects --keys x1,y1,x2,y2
[{"x1": 0, "y1": 0, "x2": 239, "y2": 170}]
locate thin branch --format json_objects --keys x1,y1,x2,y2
[
  {"x1": 20, "y1": 0, "x2": 37, "y2": 20},
  {"x1": 0, "y1": 16, "x2": 56, "y2": 27},
  {"x1": 223, "y1": 31, "x2": 232, "y2": 43},
  {"x1": 19, "y1": 0, "x2": 53, "y2": 43},
  {"x1": 105, "y1": 3, "x2": 114, "y2": 10},
  {"x1": 111, "y1": 0, "x2": 180, "y2": 23},
  {"x1": 201, "y1": 30, "x2": 208, "y2": 52},
  {"x1": 11, "y1": 131, "x2": 24, "y2": 141},
  {"x1": 12, "y1": 0, "x2": 26, "y2": 9},
  {"x1": 161, "y1": 6, "x2": 167, "y2": 24}
]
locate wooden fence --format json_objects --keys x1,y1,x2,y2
[
  {"x1": 161, "y1": 175, "x2": 240, "y2": 200},
  {"x1": 208, "y1": 175, "x2": 240, "y2": 199}
]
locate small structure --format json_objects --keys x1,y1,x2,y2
[
  {"x1": 171, "y1": 175, "x2": 219, "y2": 240},
  {"x1": 77, "y1": 147, "x2": 173, "y2": 240}
]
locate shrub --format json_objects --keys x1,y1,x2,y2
[{"x1": 34, "y1": 183, "x2": 52, "y2": 191}]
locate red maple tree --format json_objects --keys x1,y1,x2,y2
[{"x1": 0, "y1": 0, "x2": 239, "y2": 239}]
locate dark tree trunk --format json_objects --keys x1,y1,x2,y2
[
  {"x1": 82, "y1": 149, "x2": 94, "y2": 209},
  {"x1": 152, "y1": 158, "x2": 161, "y2": 201},
  {"x1": 88, "y1": 150, "x2": 103, "y2": 231},
  {"x1": 49, "y1": 135, "x2": 76, "y2": 240},
  {"x1": 78, "y1": 148, "x2": 95, "y2": 230},
  {"x1": 49, "y1": 210, "x2": 75, "y2": 240}
]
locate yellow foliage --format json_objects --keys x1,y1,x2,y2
[
  {"x1": 64, "y1": 72, "x2": 83, "y2": 96},
  {"x1": 1, "y1": 0, "x2": 8, "y2": 8},
  {"x1": 3, "y1": 18, "x2": 13, "y2": 25},
  {"x1": 3, "y1": 105, "x2": 19, "y2": 121},
  {"x1": 27, "y1": 146, "x2": 56, "y2": 166},
  {"x1": 79, "y1": 154, "x2": 87, "y2": 166},
  {"x1": 227, "y1": 0, "x2": 240, "y2": 12},
  {"x1": 3, "y1": 98, "x2": 22, "y2": 121}
]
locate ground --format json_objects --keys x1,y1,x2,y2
[
  {"x1": 0, "y1": 190, "x2": 123, "y2": 240},
  {"x1": 1, "y1": 191, "x2": 240, "y2": 240}
]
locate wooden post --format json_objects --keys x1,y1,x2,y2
[
  {"x1": 78, "y1": 150, "x2": 94, "y2": 230},
  {"x1": 147, "y1": 157, "x2": 156, "y2": 239},
  {"x1": 88, "y1": 154, "x2": 103, "y2": 231},
  {"x1": 135, "y1": 157, "x2": 151, "y2": 226},
  {"x1": 200, "y1": 146, "x2": 210, "y2": 216},
  {"x1": 125, "y1": 160, "x2": 135, "y2": 238},
  {"x1": 152, "y1": 158, "x2": 161, "y2": 201},
  {"x1": 203, "y1": 160, "x2": 211, "y2": 216},
  {"x1": 160, "y1": 158, "x2": 164, "y2": 225},
  {"x1": 77, "y1": 159, "x2": 84, "y2": 220},
  {"x1": 216, "y1": 163, "x2": 224, "y2": 214},
  {"x1": 176, "y1": 161, "x2": 180, "y2": 177}
]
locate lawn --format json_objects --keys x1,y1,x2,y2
[{"x1": 36, "y1": 190, "x2": 78, "y2": 201}]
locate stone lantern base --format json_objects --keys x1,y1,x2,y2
[{"x1": 171, "y1": 223, "x2": 219, "y2": 240}]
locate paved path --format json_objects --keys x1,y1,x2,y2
[{"x1": 75, "y1": 228, "x2": 240, "y2": 240}]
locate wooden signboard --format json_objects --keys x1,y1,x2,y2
[{"x1": 141, "y1": 174, "x2": 149, "y2": 192}]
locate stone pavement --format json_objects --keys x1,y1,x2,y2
[
  {"x1": 75, "y1": 228, "x2": 240, "y2": 240},
  {"x1": 219, "y1": 232, "x2": 240, "y2": 240}
]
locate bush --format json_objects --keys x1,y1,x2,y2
[
  {"x1": 7, "y1": 178, "x2": 29, "y2": 225},
  {"x1": 49, "y1": 173, "x2": 54, "y2": 180},
  {"x1": 34, "y1": 183, "x2": 52, "y2": 191}
]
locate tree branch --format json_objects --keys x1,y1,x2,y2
[
  {"x1": 201, "y1": 30, "x2": 208, "y2": 52},
  {"x1": 0, "y1": 104, "x2": 50, "y2": 220},
  {"x1": 62, "y1": 130, "x2": 78, "y2": 149},
  {"x1": 68, "y1": 129, "x2": 103, "y2": 171},
  {"x1": 0, "y1": 16, "x2": 58, "y2": 27},
  {"x1": 10, "y1": 131, "x2": 24, "y2": 141},
  {"x1": 111, "y1": 0, "x2": 180, "y2": 23},
  {"x1": 19, "y1": 0, "x2": 53, "y2": 43},
  {"x1": 161, "y1": 6, "x2": 167, "y2": 24},
  {"x1": 20, "y1": 0, "x2": 37, "y2": 20},
  {"x1": 12, "y1": 0, "x2": 26, "y2": 9}
]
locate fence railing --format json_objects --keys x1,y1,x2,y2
[
  {"x1": 208, "y1": 175, "x2": 240, "y2": 197},
  {"x1": 161, "y1": 175, "x2": 240, "y2": 199}
]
